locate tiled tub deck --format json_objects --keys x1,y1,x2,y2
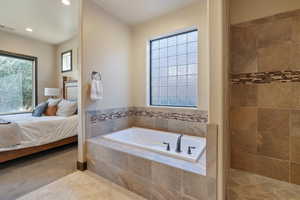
[{"x1": 87, "y1": 134, "x2": 216, "y2": 200}]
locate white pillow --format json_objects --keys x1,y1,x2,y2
[
  {"x1": 56, "y1": 99, "x2": 77, "y2": 117},
  {"x1": 47, "y1": 98, "x2": 62, "y2": 106}
]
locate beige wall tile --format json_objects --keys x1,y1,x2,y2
[
  {"x1": 134, "y1": 116, "x2": 155, "y2": 129},
  {"x1": 292, "y1": 16, "x2": 300, "y2": 43},
  {"x1": 291, "y1": 162, "x2": 300, "y2": 185},
  {"x1": 110, "y1": 149, "x2": 128, "y2": 170},
  {"x1": 291, "y1": 44, "x2": 300, "y2": 70},
  {"x1": 87, "y1": 144, "x2": 128, "y2": 170},
  {"x1": 182, "y1": 171, "x2": 216, "y2": 200},
  {"x1": 87, "y1": 158, "x2": 125, "y2": 187},
  {"x1": 256, "y1": 18, "x2": 292, "y2": 48},
  {"x1": 291, "y1": 136, "x2": 300, "y2": 164},
  {"x1": 230, "y1": 11, "x2": 300, "y2": 185},
  {"x1": 87, "y1": 142, "x2": 113, "y2": 163},
  {"x1": 230, "y1": 107, "x2": 257, "y2": 131},
  {"x1": 183, "y1": 122, "x2": 207, "y2": 137},
  {"x1": 231, "y1": 147, "x2": 257, "y2": 174},
  {"x1": 151, "y1": 162, "x2": 182, "y2": 192},
  {"x1": 257, "y1": 109, "x2": 289, "y2": 160},
  {"x1": 128, "y1": 155, "x2": 151, "y2": 179},
  {"x1": 113, "y1": 118, "x2": 132, "y2": 132},
  {"x1": 292, "y1": 83, "x2": 300, "y2": 108},
  {"x1": 231, "y1": 26, "x2": 258, "y2": 74},
  {"x1": 206, "y1": 124, "x2": 218, "y2": 179},
  {"x1": 231, "y1": 84, "x2": 257, "y2": 106},
  {"x1": 231, "y1": 25, "x2": 257, "y2": 52},
  {"x1": 291, "y1": 110, "x2": 300, "y2": 137},
  {"x1": 255, "y1": 156, "x2": 290, "y2": 182},
  {"x1": 257, "y1": 42, "x2": 292, "y2": 72},
  {"x1": 167, "y1": 119, "x2": 188, "y2": 134},
  {"x1": 154, "y1": 118, "x2": 168, "y2": 131},
  {"x1": 90, "y1": 120, "x2": 114, "y2": 138},
  {"x1": 257, "y1": 83, "x2": 294, "y2": 108},
  {"x1": 257, "y1": 130, "x2": 289, "y2": 160},
  {"x1": 257, "y1": 108, "x2": 289, "y2": 132},
  {"x1": 231, "y1": 130, "x2": 257, "y2": 154},
  {"x1": 85, "y1": 114, "x2": 93, "y2": 138},
  {"x1": 226, "y1": 189, "x2": 240, "y2": 200}
]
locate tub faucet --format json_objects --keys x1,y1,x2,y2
[{"x1": 176, "y1": 134, "x2": 183, "y2": 153}]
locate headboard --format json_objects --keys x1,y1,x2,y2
[{"x1": 63, "y1": 77, "x2": 78, "y2": 101}]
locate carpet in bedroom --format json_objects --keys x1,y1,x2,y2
[{"x1": 0, "y1": 143, "x2": 77, "y2": 200}]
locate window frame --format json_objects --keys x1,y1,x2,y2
[
  {"x1": 0, "y1": 50, "x2": 38, "y2": 115},
  {"x1": 61, "y1": 50, "x2": 73, "y2": 73},
  {"x1": 149, "y1": 29, "x2": 198, "y2": 108}
]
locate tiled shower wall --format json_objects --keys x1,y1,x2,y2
[
  {"x1": 86, "y1": 107, "x2": 208, "y2": 139},
  {"x1": 230, "y1": 9, "x2": 300, "y2": 184}
]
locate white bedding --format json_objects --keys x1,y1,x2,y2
[{"x1": 0, "y1": 113, "x2": 78, "y2": 152}]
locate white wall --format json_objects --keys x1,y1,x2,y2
[
  {"x1": 82, "y1": 0, "x2": 132, "y2": 110},
  {"x1": 131, "y1": 0, "x2": 209, "y2": 110},
  {"x1": 0, "y1": 30, "x2": 57, "y2": 103},
  {"x1": 231, "y1": 0, "x2": 300, "y2": 24},
  {"x1": 56, "y1": 36, "x2": 79, "y2": 88}
]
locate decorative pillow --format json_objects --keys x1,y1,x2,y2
[
  {"x1": 47, "y1": 98, "x2": 61, "y2": 106},
  {"x1": 56, "y1": 99, "x2": 77, "y2": 117},
  {"x1": 32, "y1": 102, "x2": 48, "y2": 117},
  {"x1": 44, "y1": 105, "x2": 58, "y2": 116}
]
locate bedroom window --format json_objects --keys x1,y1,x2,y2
[
  {"x1": 150, "y1": 30, "x2": 198, "y2": 107},
  {"x1": 61, "y1": 50, "x2": 72, "y2": 72},
  {"x1": 0, "y1": 51, "x2": 37, "y2": 115}
]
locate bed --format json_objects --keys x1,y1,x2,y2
[{"x1": 0, "y1": 77, "x2": 78, "y2": 163}]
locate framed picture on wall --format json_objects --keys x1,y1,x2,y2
[{"x1": 61, "y1": 50, "x2": 72, "y2": 72}]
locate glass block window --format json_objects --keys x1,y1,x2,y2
[{"x1": 150, "y1": 30, "x2": 198, "y2": 107}]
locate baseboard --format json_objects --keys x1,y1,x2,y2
[{"x1": 77, "y1": 161, "x2": 87, "y2": 171}]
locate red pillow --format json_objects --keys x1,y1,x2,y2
[{"x1": 44, "y1": 105, "x2": 58, "y2": 116}]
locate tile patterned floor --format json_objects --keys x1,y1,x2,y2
[
  {"x1": 17, "y1": 171, "x2": 146, "y2": 200},
  {"x1": 228, "y1": 169, "x2": 300, "y2": 200}
]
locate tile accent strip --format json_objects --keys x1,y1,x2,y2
[
  {"x1": 88, "y1": 107, "x2": 208, "y2": 123},
  {"x1": 231, "y1": 71, "x2": 300, "y2": 84},
  {"x1": 89, "y1": 109, "x2": 132, "y2": 123},
  {"x1": 133, "y1": 107, "x2": 208, "y2": 123}
]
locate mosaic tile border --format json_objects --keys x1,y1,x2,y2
[
  {"x1": 133, "y1": 107, "x2": 208, "y2": 123},
  {"x1": 88, "y1": 108, "x2": 132, "y2": 123},
  {"x1": 231, "y1": 70, "x2": 300, "y2": 84},
  {"x1": 88, "y1": 107, "x2": 208, "y2": 123}
]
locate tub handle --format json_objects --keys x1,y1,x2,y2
[
  {"x1": 163, "y1": 142, "x2": 170, "y2": 151},
  {"x1": 188, "y1": 146, "x2": 196, "y2": 155}
]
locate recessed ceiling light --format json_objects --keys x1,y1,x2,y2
[
  {"x1": 62, "y1": 0, "x2": 71, "y2": 6},
  {"x1": 26, "y1": 28, "x2": 33, "y2": 32}
]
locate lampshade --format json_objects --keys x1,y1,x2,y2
[{"x1": 44, "y1": 88, "x2": 60, "y2": 97}]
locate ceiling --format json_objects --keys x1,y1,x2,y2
[
  {"x1": 0, "y1": 0, "x2": 79, "y2": 45},
  {"x1": 93, "y1": 0, "x2": 200, "y2": 25}
]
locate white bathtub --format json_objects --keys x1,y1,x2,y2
[{"x1": 102, "y1": 127, "x2": 206, "y2": 163}]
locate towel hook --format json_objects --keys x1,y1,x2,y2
[{"x1": 91, "y1": 71, "x2": 102, "y2": 81}]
